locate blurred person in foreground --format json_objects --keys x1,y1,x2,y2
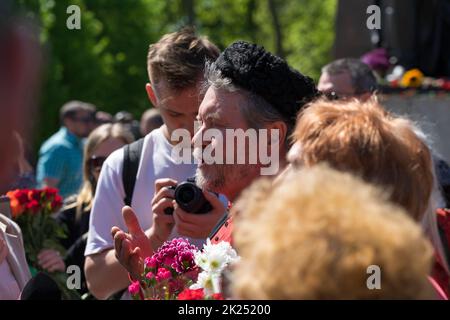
[
  {"x1": 0, "y1": 0, "x2": 40, "y2": 299},
  {"x1": 111, "y1": 41, "x2": 318, "y2": 281},
  {"x1": 8, "y1": 132, "x2": 36, "y2": 190},
  {"x1": 287, "y1": 97, "x2": 449, "y2": 298},
  {"x1": 36, "y1": 101, "x2": 96, "y2": 198},
  {"x1": 140, "y1": 108, "x2": 163, "y2": 136},
  {"x1": 232, "y1": 165, "x2": 436, "y2": 299},
  {"x1": 85, "y1": 28, "x2": 220, "y2": 299},
  {"x1": 56, "y1": 123, "x2": 133, "y2": 297}
]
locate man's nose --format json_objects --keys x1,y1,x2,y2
[{"x1": 192, "y1": 126, "x2": 209, "y2": 148}]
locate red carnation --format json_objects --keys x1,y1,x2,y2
[
  {"x1": 177, "y1": 288, "x2": 205, "y2": 300},
  {"x1": 50, "y1": 195, "x2": 63, "y2": 212},
  {"x1": 28, "y1": 189, "x2": 42, "y2": 202},
  {"x1": 14, "y1": 190, "x2": 30, "y2": 205},
  {"x1": 26, "y1": 199, "x2": 41, "y2": 214},
  {"x1": 42, "y1": 187, "x2": 58, "y2": 200}
]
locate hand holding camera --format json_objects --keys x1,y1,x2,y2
[
  {"x1": 150, "y1": 178, "x2": 178, "y2": 244},
  {"x1": 152, "y1": 177, "x2": 226, "y2": 239},
  {"x1": 164, "y1": 177, "x2": 214, "y2": 215}
]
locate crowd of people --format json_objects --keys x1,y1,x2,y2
[{"x1": 1, "y1": 5, "x2": 450, "y2": 300}]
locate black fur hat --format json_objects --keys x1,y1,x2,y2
[{"x1": 214, "y1": 41, "x2": 318, "y2": 121}]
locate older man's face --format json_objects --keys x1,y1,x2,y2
[{"x1": 192, "y1": 86, "x2": 261, "y2": 200}]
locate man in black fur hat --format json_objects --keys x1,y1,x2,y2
[{"x1": 113, "y1": 41, "x2": 318, "y2": 275}]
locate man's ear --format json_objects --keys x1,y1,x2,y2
[
  {"x1": 266, "y1": 120, "x2": 287, "y2": 147},
  {"x1": 145, "y1": 83, "x2": 158, "y2": 108}
]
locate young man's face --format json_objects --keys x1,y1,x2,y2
[{"x1": 146, "y1": 80, "x2": 200, "y2": 143}]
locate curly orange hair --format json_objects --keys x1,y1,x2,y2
[
  {"x1": 291, "y1": 97, "x2": 433, "y2": 222},
  {"x1": 232, "y1": 165, "x2": 434, "y2": 299}
]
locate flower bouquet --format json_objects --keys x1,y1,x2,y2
[
  {"x1": 6, "y1": 188, "x2": 79, "y2": 299},
  {"x1": 128, "y1": 238, "x2": 239, "y2": 300}
]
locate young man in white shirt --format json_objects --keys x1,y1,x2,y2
[{"x1": 84, "y1": 28, "x2": 220, "y2": 299}]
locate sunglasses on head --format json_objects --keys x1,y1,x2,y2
[{"x1": 88, "y1": 156, "x2": 107, "y2": 170}]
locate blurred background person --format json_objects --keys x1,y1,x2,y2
[
  {"x1": 94, "y1": 111, "x2": 114, "y2": 127},
  {"x1": 56, "y1": 123, "x2": 133, "y2": 297},
  {"x1": 288, "y1": 97, "x2": 450, "y2": 297},
  {"x1": 232, "y1": 165, "x2": 436, "y2": 299},
  {"x1": 318, "y1": 58, "x2": 378, "y2": 100},
  {"x1": 36, "y1": 101, "x2": 96, "y2": 199},
  {"x1": 139, "y1": 108, "x2": 163, "y2": 137},
  {"x1": 114, "y1": 111, "x2": 141, "y2": 140}
]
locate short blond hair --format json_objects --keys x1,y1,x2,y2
[
  {"x1": 147, "y1": 27, "x2": 220, "y2": 90},
  {"x1": 232, "y1": 165, "x2": 434, "y2": 299}
]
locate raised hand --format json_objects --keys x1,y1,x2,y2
[{"x1": 111, "y1": 206, "x2": 153, "y2": 280}]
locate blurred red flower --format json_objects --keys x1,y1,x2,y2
[
  {"x1": 26, "y1": 199, "x2": 41, "y2": 214},
  {"x1": 177, "y1": 288, "x2": 205, "y2": 300}
]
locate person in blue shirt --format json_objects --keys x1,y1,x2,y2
[{"x1": 36, "y1": 101, "x2": 96, "y2": 199}]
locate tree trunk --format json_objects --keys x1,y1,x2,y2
[
  {"x1": 182, "y1": 0, "x2": 196, "y2": 26},
  {"x1": 267, "y1": 0, "x2": 284, "y2": 58},
  {"x1": 246, "y1": 0, "x2": 257, "y2": 43}
]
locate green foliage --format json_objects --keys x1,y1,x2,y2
[{"x1": 15, "y1": 0, "x2": 336, "y2": 152}]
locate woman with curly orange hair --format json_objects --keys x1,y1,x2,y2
[{"x1": 287, "y1": 97, "x2": 449, "y2": 297}]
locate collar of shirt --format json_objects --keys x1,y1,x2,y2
[{"x1": 60, "y1": 127, "x2": 83, "y2": 148}]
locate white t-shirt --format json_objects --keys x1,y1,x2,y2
[{"x1": 85, "y1": 127, "x2": 203, "y2": 256}]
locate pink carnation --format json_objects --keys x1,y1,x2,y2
[
  {"x1": 128, "y1": 281, "x2": 140, "y2": 295},
  {"x1": 144, "y1": 257, "x2": 158, "y2": 269},
  {"x1": 156, "y1": 268, "x2": 172, "y2": 281}
]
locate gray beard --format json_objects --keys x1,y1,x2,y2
[
  {"x1": 195, "y1": 165, "x2": 226, "y2": 192},
  {"x1": 195, "y1": 163, "x2": 256, "y2": 194}
]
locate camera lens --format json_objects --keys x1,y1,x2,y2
[
  {"x1": 174, "y1": 181, "x2": 212, "y2": 214},
  {"x1": 178, "y1": 186, "x2": 195, "y2": 204}
]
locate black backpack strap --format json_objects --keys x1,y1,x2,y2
[{"x1": 122, "y1": 138, "x2": 145, "y2": 207}]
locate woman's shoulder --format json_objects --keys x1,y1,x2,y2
[
  {"x1": 57, "y1": 196, "x2": 79, "y2": 221},
  {"x1": 62, "y1": 195, "x2": 78, "y2": 210}
]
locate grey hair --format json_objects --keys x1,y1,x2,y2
[
  {"x1": 204, "y1": 61, "x2": 294, "y2": 145},
  {"x1": 322, "y1": 58, "x2": 378, "y2": 94}
]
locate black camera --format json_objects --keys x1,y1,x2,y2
[{"x1": 164, "y1": 178, "x2": 213, "y2": 215}]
